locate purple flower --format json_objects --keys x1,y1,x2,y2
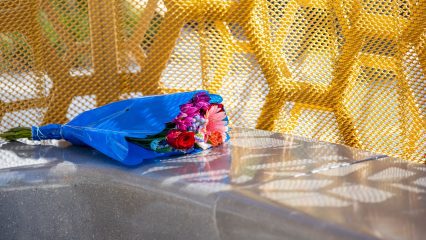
[
  {"x1": 180, "y1": 103, "x2": 199, "y2": 117},
  {"x1": 173, "y1": 92, "x2": 211, "y2": 131},
  {"x1": 191, "y1": 92, "x2": 210, "y2": 112},
  {"x1": 192, "y1": 92, "x2": 210, "y2": 104},
  {"x1": 193, "y1": 101, "x2": 210, "y2": 112},
  {"x1": 173, "y1": 116, "x2": 194, "y2": 131}
]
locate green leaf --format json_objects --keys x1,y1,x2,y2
[
  {"x1": 155, "y1": 146, "x2": 173, "y2": 153},
  {"x1": 0, "y1": 127, "x2": 32, "y2": 141},
  {"x1": 125, "y1": 122, "x2": 176, "y2": 153}
]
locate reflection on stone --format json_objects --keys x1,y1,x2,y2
[
  {"x1": 262, "y1": 192, "x2": 351, "y2": 207},
  {"x1": 368, "y1": 167, "x2": 416, "y2": 181},
  {"x1": 413, "y1": 177, "x2": 426, "y2": 187},
  {"x1": 263, "y1": 171, "x2": 304, "y2": 177},
  {"x1": 318, "y1": 164, "x2": 365, "y2": 176},
  {"x1": 391, "y1": 183, "x2": 425, "y2": 193},
  {"x1": 141, "y1": 166, "x2": 181, "y2": 175},
  {"x1": 246, "y1": 159, "x2": 315, "y2": 170},
  {"x1": 231, "y1": 175, "x2": 253, "y2": 184},
  {"x1": 259, "y1": 179, "x2": 332, "y2": 191},
  {"x1": 239, "y1": 153, "x2": 275, "y2": 160},
  {"x1": 0, "y1": 149, "x2": 51, "y2": 169},
  {"x1": 329, "y1": 185, "x2": 394, "y2": 203},
  {"x1": 183, "y1": 182, "x2": 231, "y2": 196}
]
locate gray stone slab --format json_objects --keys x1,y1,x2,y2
[{"x1": 0, "y1": 128, "x2": 423, "y2": 239}]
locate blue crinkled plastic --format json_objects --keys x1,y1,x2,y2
[{"x1": 31, "y1": 90, "x2": 228, "y2": 166}]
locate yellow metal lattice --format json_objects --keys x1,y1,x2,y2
[{"x1": 0, "y1": 0, "x2": 425, "y2": 162}]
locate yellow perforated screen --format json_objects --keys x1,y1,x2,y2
[{"x1": 0, "y1": 0, "x2": 425, "y2": 162}]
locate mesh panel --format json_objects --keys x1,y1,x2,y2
[{"x1": 0, "y1": 0, "x2": 425, "y2": 163}]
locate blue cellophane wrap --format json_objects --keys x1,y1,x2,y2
[{"x1": 31, "y1": 90, "x2": 228, "y2": 166}]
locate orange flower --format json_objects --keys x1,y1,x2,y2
[{"x1": 208, "y1": 131, "x2": 224, "y2": 146}]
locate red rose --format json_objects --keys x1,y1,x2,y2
[{"x1": 166, "y1": 130, "x2": 195, "y2": 150}]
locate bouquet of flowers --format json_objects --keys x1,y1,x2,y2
[{"x1": 0, "y1": 91, "x2": 229, "y2": 166}]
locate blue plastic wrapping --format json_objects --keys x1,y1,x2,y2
[{"x1": 31, "y1": 90, "x2": 228, "y2": 166}]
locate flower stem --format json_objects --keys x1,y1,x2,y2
[{"x1": 0, "y1": 127, "x2": 32, "y2": 141}]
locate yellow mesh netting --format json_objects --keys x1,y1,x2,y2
[{"x1": 0, "y1": 0, "x2": 425, "y2": 163}]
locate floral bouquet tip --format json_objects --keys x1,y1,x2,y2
[{"x1": 0, "y1": 91, "x2": 229, "y2": 166}]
